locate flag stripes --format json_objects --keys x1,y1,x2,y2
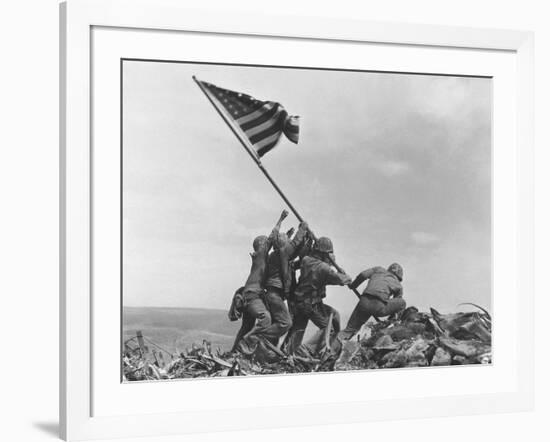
[{"x1": 195, "y1": 78, "x2": 300, "y2": 158}]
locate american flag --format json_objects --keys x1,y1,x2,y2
[{"x1": 195, "y1": 78, "x2": 299, "y2": 158}]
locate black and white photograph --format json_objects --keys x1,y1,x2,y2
[
  {"x1": 3, "y1": 0, "x2": 546, "y2": 439},
  {"x1": 122, "y1": 60, "x2": 492, "y2": 381}
]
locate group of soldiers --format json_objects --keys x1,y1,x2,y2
[{"x1": 228, "y1": 210, "x2": 406, "y2": 356}]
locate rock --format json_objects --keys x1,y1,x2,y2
[
  {"x1": 373, "y1": 335, "x2": 397, "y2": 350},
  {"x1": 478, "y1": 352, "x2": 491, "y2": 364},
  {"x1": 452, "y1": 355, "x2": 467, "y2": 365},
  {"x1": 381, "y1": 349, "x2": 408, "y2": 368},
  {"x1": 438, "y1": 336, "x2": 491, "y2": 359},
  {"x1": 335, "y1": 339, "x2": 361, "y2": 369},
  {"x1": 453, "y1": 319, "x2": 492, "y2": 343},
  {"x1": 403, "y1": 338, "x2": 430, "y2": 366},
  {"x1": 431, "y1": 308, "x2": 491, "y2": 343},
  {"x1": 356, "y1": 324, "x2": 372, "y2": 341},
  {"x1": 431, "y1": 347, "x2": 452, "y2": 366},
  {"x1": 381, "y1": 338, "x2": 429, "y2": 368},
  {"x1": 399, "y1": 306, "x2": 420, "y2": 321},
  {"x1": 387, "y1": 325, "x2": 420, "y2": 341},
  {"x1": 390, "y1": 323, "x2": 426, "y2": 340}
]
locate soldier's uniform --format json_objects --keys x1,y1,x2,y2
[
  {"x1": 236, "y1": 233, "x2": 278, "y2": 347},
  {"x1": 285, "y1": 254, "x2": 350, "y2": 353},
  {"x1": 340, "y1": 264, "x2": 406, "y2": 340},
  {"x1": 262, "y1": 223, "x2": 309, "y2": 343},
  {"x1": 230, "y1": 287, "x2": 259, "y2": 352}
]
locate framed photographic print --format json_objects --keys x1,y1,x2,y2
[{"x1": 60, "y1": 0, "x2": 534, "y2": 440}]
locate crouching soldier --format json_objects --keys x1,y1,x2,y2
[
  {"x1": 339, "y1": 263, "x2": 406, "y2": 340},
  {"x1": 285, "y1": 237, "x2": 351, "y2": 353},
  {"x1": 230, "y1": 210, "x2": 288, "y2": 354}
]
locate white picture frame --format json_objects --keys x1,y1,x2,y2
[{"x1": 60, "y1": 0, "x2": 534, "y2": 440}]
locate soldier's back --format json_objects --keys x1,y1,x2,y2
[
  {"x1": 364, "y1": 268, "x2": 402, "y2": 301},
  {"x1": 295, "y1": 256, "x2": 330, "y2": 299}
]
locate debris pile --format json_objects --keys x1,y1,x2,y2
[
  {"x1": 123, "y1": 304, "x2": 491, "y2": 381},
  {"x1": 335, "y1": 304, "x2": 492, "y2": 370}
]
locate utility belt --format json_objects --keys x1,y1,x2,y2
[
  {"x1": 363, "y1": 292, "x2": 389, "y2": 305},
  {"x1": 294, "y1": 289, "x2": 323, "y2": 306}
]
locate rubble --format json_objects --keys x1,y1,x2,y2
[{"x1": 123, "y1": 305, "x2": 492, "y2": 381}]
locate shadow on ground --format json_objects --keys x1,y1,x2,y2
[{"x1": 33, "y1": 421, "x2": 59, "y2": 438}]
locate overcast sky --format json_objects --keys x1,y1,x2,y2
[{"x1": 122, "y1": 60, "x2": 492, "y2": 317}]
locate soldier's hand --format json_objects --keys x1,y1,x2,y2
[
  {"x1": 280, "y1": 209, "x2": 289, "y2": 219},
  {"x1": 342, "y1": 274, "x2": 353, "y2": 286},
  {"x1": 299, "y1": 221, "x2": 309, "y2": 230}
]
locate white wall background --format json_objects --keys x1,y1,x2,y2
[{"x1": 0, "y1": 1, "x2": 547, "y2": 441}]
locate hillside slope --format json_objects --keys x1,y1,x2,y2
[{"x1": 123, "y1": 306, "x2": 241, "y2": 354}]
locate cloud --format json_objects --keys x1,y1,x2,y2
[
  {"x1": 374, "y1": 160, "x2": 410, "y2": 177},
  {"x1": 122, "y1": 62, "x2": 491, "y2": 312},
  {"x1": 411, "y1": 231, "x2": 440, "y2": 245}
]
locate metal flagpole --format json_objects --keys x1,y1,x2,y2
[{"x1": 193, "y1": 76, "x2": 361, "y2": 299}]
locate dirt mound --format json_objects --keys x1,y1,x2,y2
[{"x1": 123, "y1": 305, "x2": 491, "y2": 381}]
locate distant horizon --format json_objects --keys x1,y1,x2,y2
[
  {"x1": 123, "y1": 305, "x2": 228, "y2": 312},
  {"x1": 122, "y1": 303, "x2": 488, "y2": 314}
]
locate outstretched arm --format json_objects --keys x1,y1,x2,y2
[
  {"x1": 324, "y1": 266, "x2": 352, "y2": 286},
  {"x1": 274, "y1": 209, "x2": 289, "y2": 232},
  {"x1": 349, "y1": 267, "x2": 381, "y2": 290},
  {"x1": 267, "y1": 210, "x2": 289, "y2": 248},
  {"x1": 288, "y1": 221, "x2": 309, "y2": 258}
]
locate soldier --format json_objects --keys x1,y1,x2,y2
[
  {"x1": 261, "y1": 220, "x2": 310, "y2": 344},
  {"x1": 232, "y1": 210, "x2": 289, "y2": 354},
  {"x1": 339, "y1": 263, "x2": 406, "y2": 340},
  {"x1": 285, "y1": 237, "x2": 352, "y2": 353},
  {"x1": 229, "y1": 287, "x2": 250, "y2": 352},
  {"x1": 229, "y1": 227, "x2": 297, "y2": 353}
]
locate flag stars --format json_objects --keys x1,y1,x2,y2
[{"x1": 198, "y1": 80, "x2": 299, "y2": 157}]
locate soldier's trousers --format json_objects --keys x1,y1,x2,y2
[
  {"x1": 231, "y1": 312, "x2": 255, "y2": 352},
  {"x1": 263, "y1": 288, "x2": 292, "y2": 344},
  {"x1": 231, "y1": 296, "x2": 271, "y2": 351},
  {"x1": 286, "y1": 300, "x2": 340, "y2": 353},
  {"x1": 340, "y1": 295, "x2": 406, "y2": 340}
]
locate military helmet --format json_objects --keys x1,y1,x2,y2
[
  {"x1": 387, "y1": 262, "x2": 403, "y2": 281},
  {"x1": 315, "y1": 237, "x2": 334, "y2": 254},
  {"x1": 252, "y1": 235, "x2": 268, "y2": 251}
]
